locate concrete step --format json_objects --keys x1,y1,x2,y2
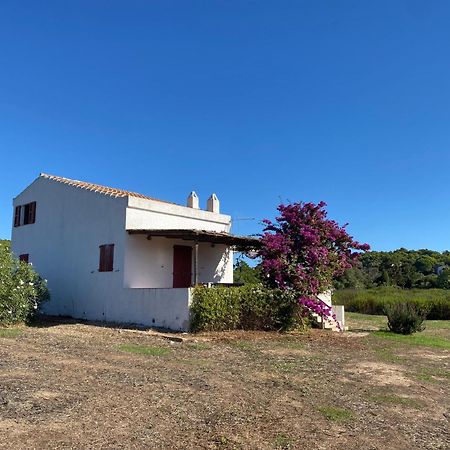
[{"x1": 311, "y1": 308, "x2": 346, "y2": 332}]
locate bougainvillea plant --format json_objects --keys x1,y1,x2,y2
[{"x1": 259, "y1": 202, "x2": 370, "y2": 329}]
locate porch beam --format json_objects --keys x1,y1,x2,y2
[{"x1": 127, "y1": 229, "x2": 261, "y2": 250}]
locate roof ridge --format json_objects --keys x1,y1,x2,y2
[{"x1": 39, "y1": 173, "x2": 175, "y2": 204}]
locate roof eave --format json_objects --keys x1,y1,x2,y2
[{"x1": 127, "y1": 229, "x2": 261, "y2": 249}]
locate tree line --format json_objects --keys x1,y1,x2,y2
[
  {"x1": 334, "y1": 248, "x2": 450, "y2": 290},
  {"x1": 235, "y1": 248, "x2": 450, "y2": 290}
]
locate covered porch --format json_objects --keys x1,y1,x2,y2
[{"x1": 124, "y1": 229, "x2": 260, "y2": 289}]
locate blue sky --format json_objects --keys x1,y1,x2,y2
[{"x1": 1, "y1": 1, "x2": 450, "y2": 251}]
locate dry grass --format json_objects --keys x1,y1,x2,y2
[{"x1": 0, "y1": 315, "x2": 449, "y2": 449}]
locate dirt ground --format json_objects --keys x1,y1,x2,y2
[{"x1": 0, "y1": 315, "x2": 449, "y2": 450}]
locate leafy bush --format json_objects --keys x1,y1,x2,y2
[
  {"x1": 190, "y1": 284, "x2": 304, "y2": 332},
  {"x1": 333, "y1": 287, "x2": 450, "y2": 320},
  {"x1": 384, "y1": 302, "x2": 427, "y2": 335},
  {"x1": 0, "y1": 240, "x2": 49, "y2": 325}
]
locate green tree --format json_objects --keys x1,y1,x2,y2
[
  {"x1": 333, "y1": 266, "x2": 368, "y2": 290},
  {"x1": 343, "y1": 248, "x2": 448, "y2": 290},
  {"x1": 233, "y1": 260, "x2": 261, "y2": 284},
  {"x1": 415, "y1": 255, "x2": 437, "y2": 275},
  {"x1": 436, "y1": 268, "x2": 450, "y2": 289},
  {"x1": 0, "y1": 240, "x2": 49, "y2": 325}
]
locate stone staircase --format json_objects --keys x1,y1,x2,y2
[{"x1": 313, "y1": 304, "x2": 347, "y2": 332}]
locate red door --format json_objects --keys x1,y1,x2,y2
[{"x1": 173, "y1": 245, "x2": 192, "y2": 288}]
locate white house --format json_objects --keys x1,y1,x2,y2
[{"x1": 11, "y1": 174, "x2": 259, "y2": 331}]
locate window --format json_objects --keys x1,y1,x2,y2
[
  {"x1": 99, "y1": 244, "x2": 114, "y2": 272},
  {"x1": 23, "y1": 202, "x2": 36, "y2": 225},
  {"x1": 19, "y1": 254, "x2": 29, "y2": 263},
  {"x1": 14, "y1": 206, "x2": 21, "y2": 227},
  {"x1": 14, "y1": 202, "x2": 36, "y2": 227}
]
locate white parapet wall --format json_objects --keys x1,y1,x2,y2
[
  {"x1": 42, "y1": 287, "x2": 192, "y2": 332},
  {"x1": 112, "y1": 288, "x2": 192, "y2": 331},
  {"x1": 331, "y1": 305, "x2": 346, "y2": 331},
  {"x1": 317, "y1": 290, "x2": 332, "y2": 306},
  {"x1": 126, "y1": 196, "x2": 231, "y2": 232},
  {"x1": 315, "y1": 290, "x2": 346, "y2": 331}
]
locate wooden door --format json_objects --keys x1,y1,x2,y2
[{"x1": 173, "y1": 245, "x2": 192, "y2": 288}]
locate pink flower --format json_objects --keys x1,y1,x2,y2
[{"x1": 260, "y1": 201, "x2": 369, "y2": 330}]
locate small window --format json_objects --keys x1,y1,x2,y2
[
  {"x1": 99, "y1": 244, "x2": 114, "y2": 272},
  {"x1": 19, "y1": 254, "x2": 29, "y2": 263},
  {"x1": 23, "y1": 202, "x2": 36, "y2": 225},
  {"x1": 14, "y1": 206, "x2": 21, "y2": 227}
]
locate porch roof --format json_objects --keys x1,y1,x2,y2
[{"x1": 127, "y1": 229, "x2": 261, "y2": 250}]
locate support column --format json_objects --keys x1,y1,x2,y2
[{"x1": 193, "y1": 242, "x2": 199, "y2": 285}]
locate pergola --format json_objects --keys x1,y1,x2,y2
[{"x1": 127, "y1": 229, "x2": 261, "y2": 285}]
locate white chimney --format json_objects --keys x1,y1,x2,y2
[
  {"x1": 187, "y1": 191, "x2": 199, "y2": 209},
  {"x1": 207, "y1": 193, "x2": 220, "y2": 213}
]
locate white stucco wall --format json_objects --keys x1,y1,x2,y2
[
  {"x1": 11, "y1": 177, "x2": 129, "y2": 321},
  {"x1": 123, "y1": 196, "x2": 234, "y2": 289},
  {"x1": 116, "y1": 288, "x2": 191, "y2": 330},
  {"x1": 197, "y1": 243, "x2": 233, "y2": 284},
  {"x1": 10, "y1": 176, "x2": 234, "y2": 331},
  {"x1": 124, "y1": 235, "x2": 233, "y2": 288},
  {"x1": 126, "y1": 196, "x2": 232, "y2": 233}
]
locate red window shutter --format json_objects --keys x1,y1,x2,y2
[
  {"x1": 99, "y1": 244, "x2": 114, "y2": 272},
  {"x1": 106, "y1": 244, "x2": 114, "y2": 271},
  {"x1": 21, "y1": 202, "x2": 36, "y2": 225},
  {"x1": 99, "y1": 245, "x2": 105, "y2": 271},
  {"x1": 23, "y1": 204, "x2": 29, "y2": 225},
  {"x1": 29, "y1": 202, "x2": 36, "y2": 224},
  {"x1": 19, "y1": 254, "x2": 29, "y2": 263},
  {"x1": 14, "y1": 206, "x2": 21, "y2": 227}
]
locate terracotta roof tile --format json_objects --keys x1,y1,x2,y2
[{"x1": 39, "y1": 173, "x2": 175, "y2": 204}]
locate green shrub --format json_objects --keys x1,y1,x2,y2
[
  {"x1": 384, "y1": 302, "x2": 427, "y2": 335},
  {"x1": 190, "y1": 284, "x2": 304, "y2": 332},
  {"x1": 333, "y1": 287, "x2": 450, "y2": 320},
  {"x1": 190, "y1": 285, "x2": 241, "y2": 331},
  {"x1": 0, "y1": 240, "x2": 49, "y2": 325}
]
